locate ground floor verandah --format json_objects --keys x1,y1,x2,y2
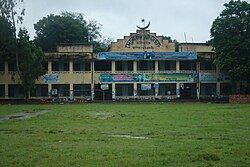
[{"x1": 0, "y1": 82, "x2": 232, "y2": 101}]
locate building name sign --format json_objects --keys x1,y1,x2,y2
[
  {"x1": 98, "y1": 52, "x2": 197, "y2": 60},
  {"x1": 125, "y1": 33, "x2": 161, "y2": 49}
]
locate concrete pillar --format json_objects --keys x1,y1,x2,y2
[
  {"x1": 112, "y1": 83, "x2": 116, "y2": 99},
  {"x1": 48, "y1": 61, "x2": 52, "y2": 74},
  {"x1": 216, "y1": 65, "x2": 220, "y2": 96},
  {"x1": 91, "y1": 59, "x2": 95, "y2": 101},
  {"x1": 176, "y1": 83, "x2": 180, "y2": 98},
  {"x1": 133, "y1": 61, "x2": 137, "y2": 73},
  {"x1": 69, "y1": 60, "x2": 73, "y2": 74},
  {"x1": 48, "y1": 84, "x2": 52, "y2": 96},
  {"x1": 133, "y1": 83, "x2": 137, "y2": 97},
  {"x1": 176, "y1": 61, "x2": 181, "y2": 98},
  {"x1": 112, "y1": 61, "x2": 116, "y2": 73},
  {"x1": 5, "y1": 84, "x2": 8, "y2": 99},
  {"x1": 155, "y1": 61, "x2": 158, "y2": 73},
  {"x1": 155, "y1": 83, "x2": 159, "y2": 97},
  {"x1": 196, "y1": 62, "x2": 200, "y2": 99},
  {"x1": 216, "y1": 83, "x2": 220, "y2": 96},
  {"x1": 176, "y1": 61, "x2": 180, "y2": 73},
  {"x1": 69, "y1": 83, "x2": 74, "y2": 99}
]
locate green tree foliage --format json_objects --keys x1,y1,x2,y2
[
  {"x1": 93, "y1": 37, "x2": 113, "y2": 52},
  {"x1": 34, "y1": 12, "x2": 106, "y2": 52},
  {"x1": 0, "y1": 16, "x2": 16, "y2": 60},
  {"x1": 0, "y1": 0, "x2": 25, "y2": 25},
  {"x1": 210, "y1": 0, "x2": 250, "y2": 88},
  {"x1": 18, "y1": 28, "x2": 45, "y2": 102},
  {"x1": 0, "y1": 0, "x2": 25, "y2": 71}
]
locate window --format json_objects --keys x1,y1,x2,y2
[
  {"x1": 73, "y1": 84, "x2": 91, "y2": 96},
  {"x1": 159, "y1": 61, "x2": 176, "y2": 71},
  {"x1": 180, "y1": 61, "x2": 196, "y2": 70},
  {"x1": 30, "y1": 84, "x2": 48, "y2": 97},
  {"x1": 116, "y1": 84, "x2": 133, "y2": 96},
  {"x1": 200, "y1": 83, "x2": 216, "y2": 95},
  {"x1": 52, "y1": 61, "x2": 69, "y2": 71},
  {"x1": 73, "y1": 61, "x2": 91, "y2": 71},
  {"x1": 52, "y1": 84, "x2": 70, "y2": 96},
  {"x1": 137, "y1": 60, "x2": 155, "y2": 71},
  {"x1": 52, "y1": 62, "x2": 59, "y2": 71},
  {"x1": 95, "y1": 61, "x2": 111, "y2": 71},
  {"x1": 116, "y1": 61, "x2": 133, "y2": 71},
  {"x1": 0, "y1": 85, "x2": 4, "y2": 97},
  {"x1": 63, "y1": 63, "x2": 69, "y2": 71},
  {"x1": 137, "y1": 84, "x2": 155, "y2": 96},
  {"x1": 159, "y1": 84, "x2": 176, "y2": 95},
  {"x1": 8, "y1": 85, "x2": 24, "y2": 98},
  {"x1": 200, "y1": 61, "x2": 216, "y2": 70}
]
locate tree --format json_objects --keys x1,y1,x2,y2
[
  {"x1": 34, "y1": 12, "x2": 103, "y2": 52},
  {"x1": 93, "y1": 37, "x2": 113, "y2": 52},
  {"x1": 0, "y1": 16, "x2": 16, "y2": 60},
  {"x1": 1, "y1": 1, "x2": 45, "y2": 102},
  {"x1": 0, "y1": 0, "x2": 25, "y2": 71},
  {"x1": 18, "y1": 28, "x2": 45, "y2": 102},
  {"x1": 210, "y1": 0, "x2": 250, "y2": 93}
]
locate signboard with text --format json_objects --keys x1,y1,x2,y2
[
  {"x1": 42, "y1": 74, "x2": 60, "y2": 83},
  {"x1": 98, "y1": 52, "x2": 197, "y2": 61},
  {"x1": 99, "y1": 73, "x2": 196, "y2": 83},
  {"x1": 199, "y1": 73, "x2": 231, "y2": 82}
]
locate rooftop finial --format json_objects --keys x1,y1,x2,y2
[{"x1": 137, "y1": 19, "x2": 150, "y2": 30}]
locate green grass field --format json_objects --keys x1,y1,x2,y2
[{"x1": 0, "y1": 103, "x2": 250, "y2": 167}]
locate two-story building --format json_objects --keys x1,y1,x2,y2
[{"x1": 0, "y1": 26, "x2": 232, "y2": 101}]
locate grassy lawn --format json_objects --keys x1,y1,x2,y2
[{"x1": 0, "y1": 103, "x2": 249, "y2": 167}]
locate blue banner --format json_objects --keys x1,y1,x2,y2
[
  {"x1": 98, "y1": 52, "x2": 197, "y2": 60},
  {"x1": 42, "y1": 74, "x2": 60, "y2": 83},
  {"x1": 199, "y1": 73, "x2": 231, "y2": 82}
]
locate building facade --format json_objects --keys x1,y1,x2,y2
[{"x1": 0, "y1": 28, "x2": 232, "y2": 101}]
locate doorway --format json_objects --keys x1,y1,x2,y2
[
  {"x1": 180, "y1": 83, "x2": 197, "y2": 99},
  {"x1": 94, "y1": 84, "x2": 112, "y2": 100}
]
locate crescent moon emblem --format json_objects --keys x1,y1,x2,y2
[{"x1": 137, "y1": 21, "x2": 150, "y2": 30}]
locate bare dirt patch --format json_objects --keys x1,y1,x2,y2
[{"x1": 0, "y1": 110, "x2": 49, "y2": 121}]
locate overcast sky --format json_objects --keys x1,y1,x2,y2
[{"x1": 21, "y1": 0, "x2": 250, "y2": 43}]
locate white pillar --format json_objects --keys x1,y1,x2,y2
[
  {"x1": 133, "y1": 83, "x2": 137, "y2": 97},
  {"x1": 176, "y1": 83, "x2": 180, "y2": 98},
  {"x1": 91, "y1": 58, "x2": 95, "y2": 101},
  {"x1": 112, "y1": 83, "x2": 116, "y2": 100}
]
